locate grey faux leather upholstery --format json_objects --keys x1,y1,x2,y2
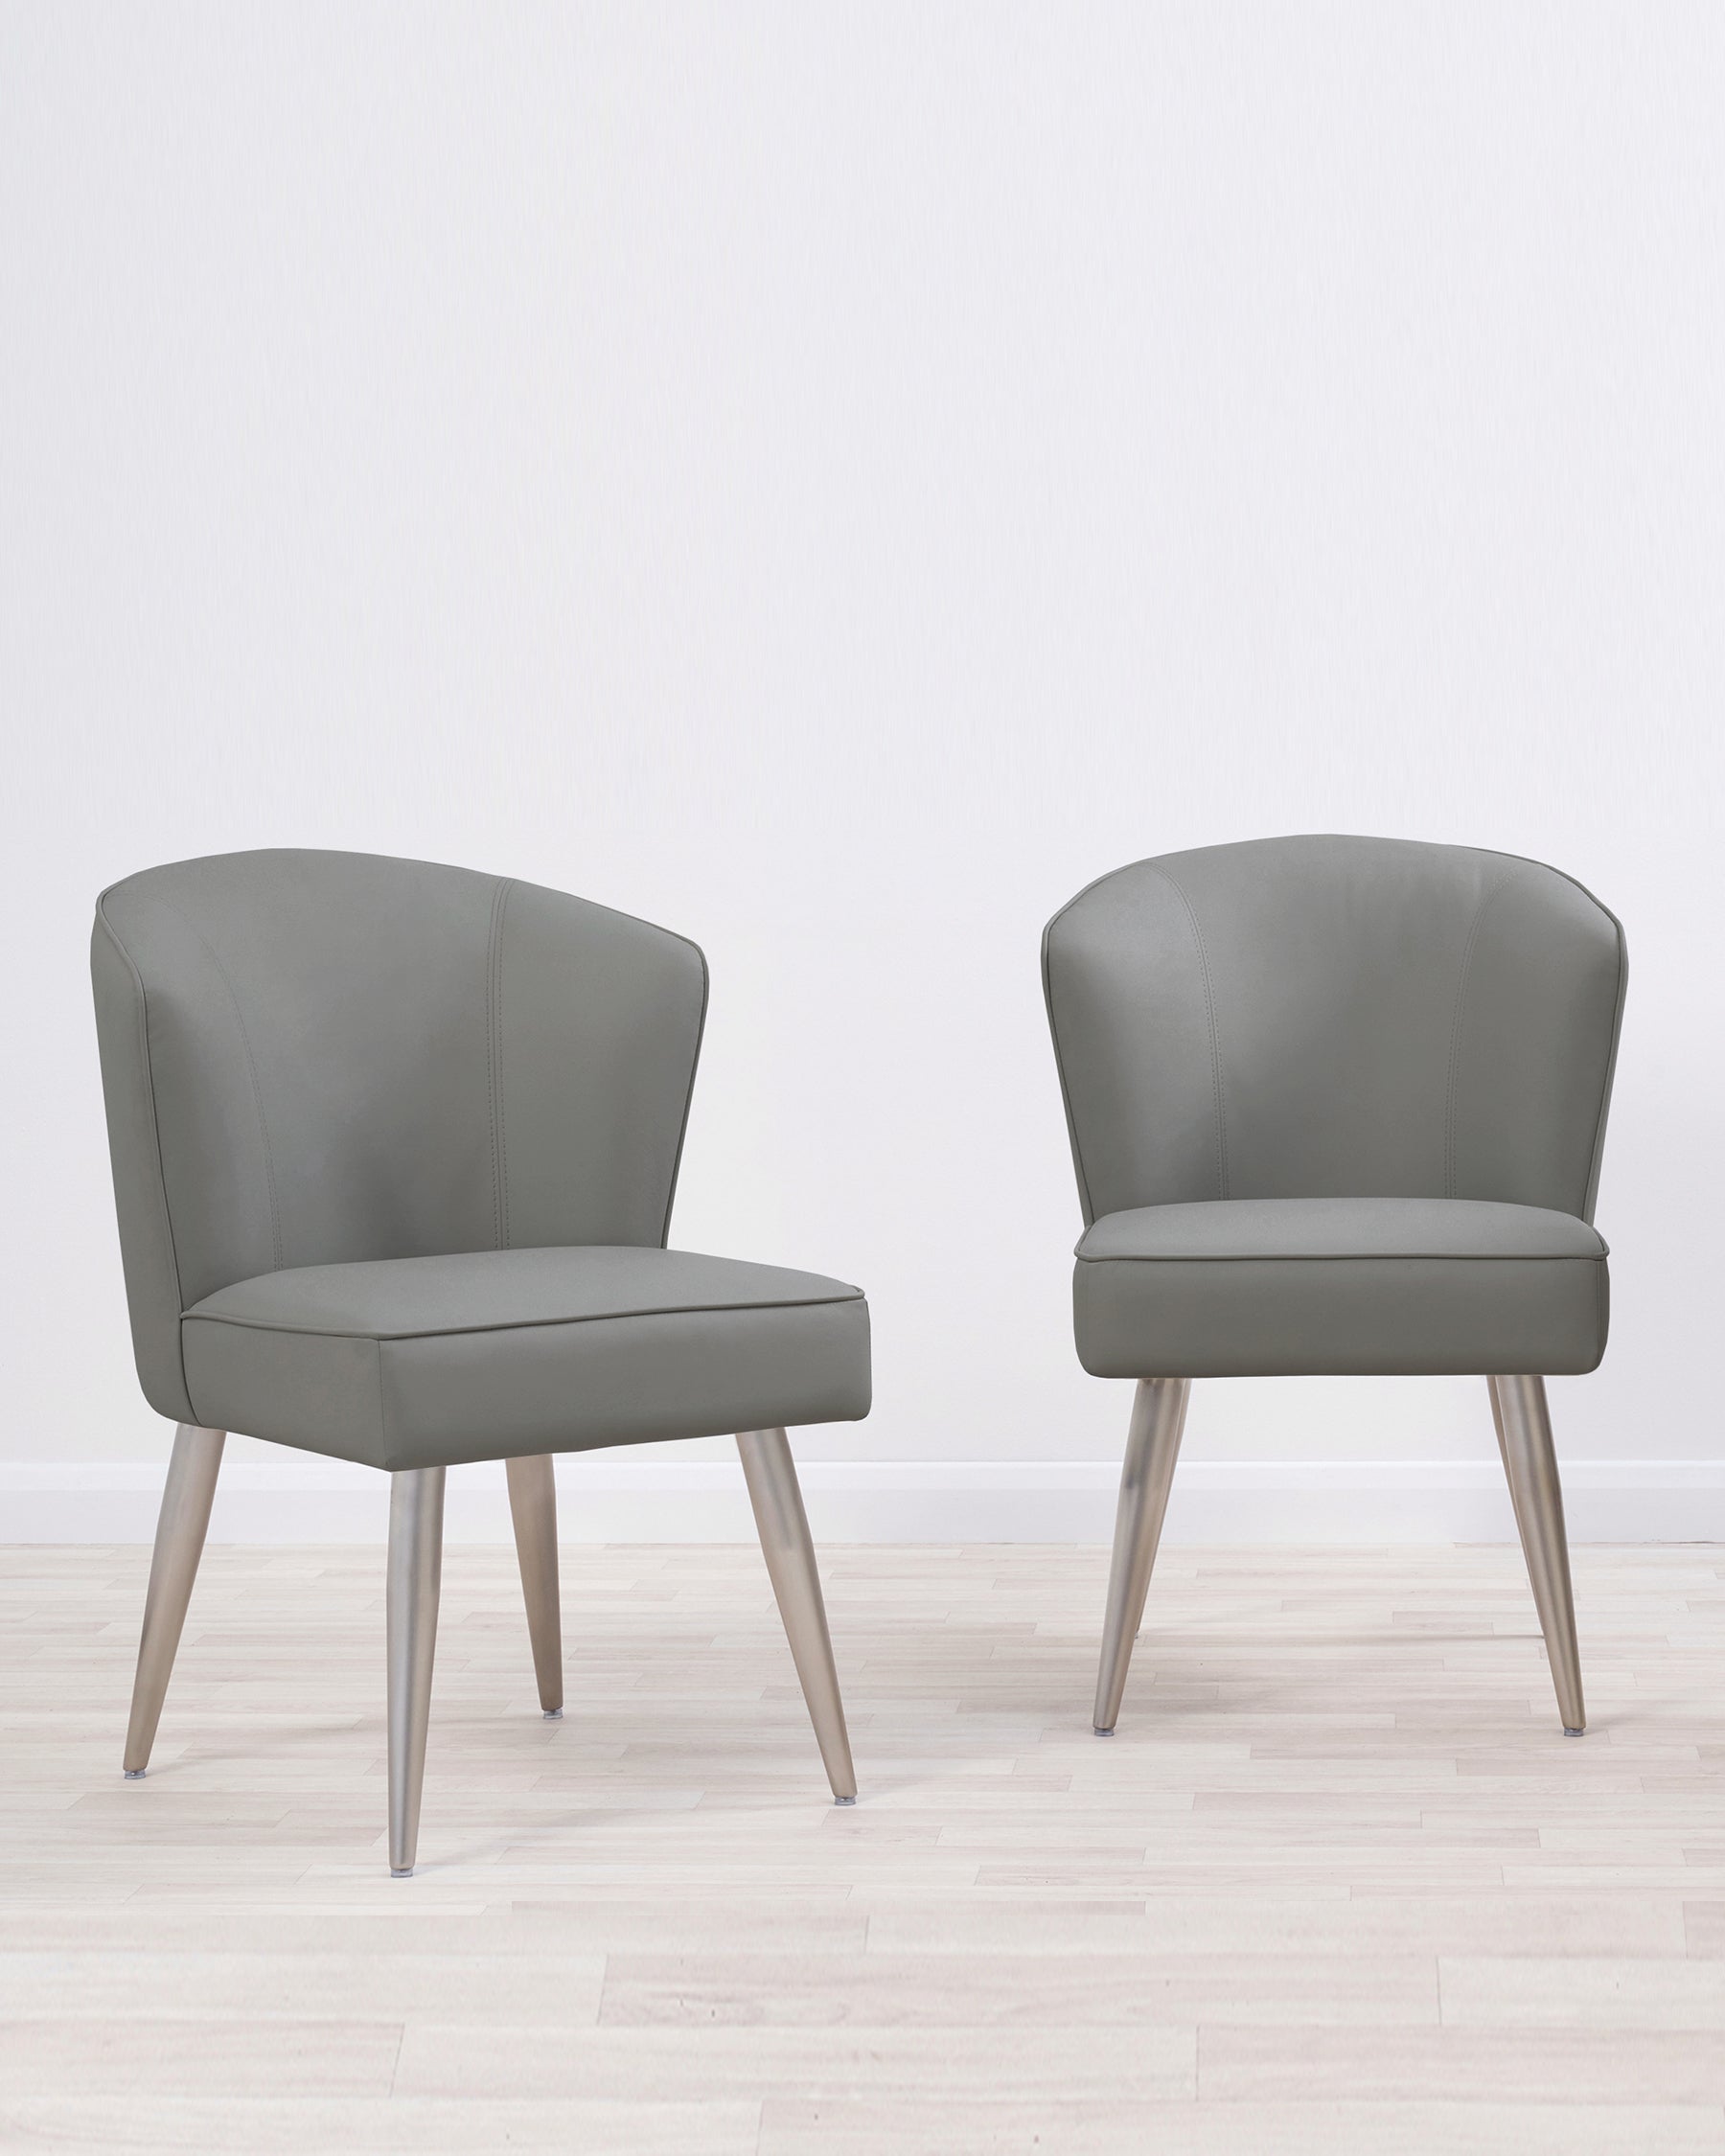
[
  {"x1": 1075, "y1": 1198, "x2": 1608, "y2": 1378},
  {"x1": 182, "y1": 1248, "x2": 868, "y2": 1471},
  {"x1": 93, "y1": 850, "x2": 870, "y2": 1459},
  {"x1": 1045, "y1": 837, "x2": 1624, "y2": 1378}
]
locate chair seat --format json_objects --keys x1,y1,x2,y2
[
  {"x1": 1072, "y1": 1198, "x2": 1608, "y2": 1378},
  {"x1": 182, "y1": 1247, "x2": 871, "y2": 1471}
]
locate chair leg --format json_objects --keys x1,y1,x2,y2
[
  {"x1": 1092, "y1": 1377, "x2": 1191, "y2": 1734},
  {"x1": 505, "y1": 1456, "x2": 564, "y2": 1717},
  {"x1": 123, "y1": 1424, "x2": 226, "y2": 1777},
  {"x1": 1489, "y1": 1375, "x2": 1585, "y2": 1734},
  {"x1": 736, "y1": 1429, "x2": 857, "y2": 1802},
  {"x1": 387, "y1": 1466, "x2": 446, "y2": 1875}
]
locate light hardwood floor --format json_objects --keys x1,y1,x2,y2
[{"x1": 3, "y1": 1539, "x2": 1723, "y2": 2153}]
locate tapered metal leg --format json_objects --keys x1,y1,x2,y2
[
  {"x1": 123, "y1": 1424, "x2": 226, "y2": 1777},
  {"x1": 387, "y1": 1466, "x2": 446, "y2": 1875},
  {"x1": 1490, "y1": 1374, "x2": 1585, "y2": 1734},
  {"x1": 506, "y1": 1455, "x2": 564, "y2": 1716},
  {"x1": 1092, "y1": 1377, "x2": 1191, "y2": 1733},
  {"x1": 735, "y1": 1429, "x2": 857, "y2": 1801}
]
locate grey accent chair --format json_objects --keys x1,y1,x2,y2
[
  {"x1": 1043, "y1": 836, "x2": 1625, "y2": 1737},
  {"x1": 93, "y1": 849, "x2": 869, "y2": 1872}
]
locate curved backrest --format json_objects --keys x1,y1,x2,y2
[
  {"x1": 1043, "y1": 835, "x2": 1625, "y2": 1228},
  {"x1": 93, "y1": 849, "x2": 707, "y2": 1422}
]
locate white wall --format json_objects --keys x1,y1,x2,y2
[{"x1": 3, "y1": 5, "x2": 1721, "y2": 1536}]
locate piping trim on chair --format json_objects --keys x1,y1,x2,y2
[{"x1": 94, "y1": 901, "x2": 196, "y2": 1417}]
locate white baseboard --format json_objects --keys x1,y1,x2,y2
[{"x1": 3, "y1": 1457, "x2": 1723, "y2": 1545}]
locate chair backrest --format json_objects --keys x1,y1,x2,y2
[
  {"x1": 93, "y1": 849, "x2": 707, "y2": 1423},
  {"x1": 1043, "y1": 835, "x2": 1625, "y2": 1228}
]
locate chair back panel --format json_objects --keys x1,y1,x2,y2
[
  {"x1": 93, "y1": 849, "x2": 706, "y2": 1421},
  {"x1": 1043, "y1": 835, "x2": 1624, "y2": 1227}
]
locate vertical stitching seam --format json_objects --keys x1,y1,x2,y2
[
  {"x1": 1146, "y1": 864, "x2": 1229, "y2": 1200},
  {"x1": 157, "y1": 898, "x2": 284, "y2": 1273},
  {"x1": 485, "y1": 879, "x2": 515, "y2": 1251},
  {"x1": 1443, "y1": 873, "x2": 1510, "y2": 1201}
]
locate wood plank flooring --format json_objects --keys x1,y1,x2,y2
[{"x1": 2, "y1": 1541, "x2": 1723, "y2": 2151}]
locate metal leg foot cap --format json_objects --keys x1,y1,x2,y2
[
  {"x1": 542, "y1": 1708, "x2": 563, "y2": 1719},
  {"x1": 123, "y1": 1768, "x2": 146, "y2": 1779},
  {"x1": 1563, "y1": 1726, "x2": 1585, "y2": 1737},
  {"x1": 1092, "y1": 1726, "x2": 1116, "y2": 1737},
  {"x1": 390, "y1": 1866, "x2": 414, "y2": 1877},
  {"x1": 834, "y1": 1794, "x2": 857, "y2": 1805}
]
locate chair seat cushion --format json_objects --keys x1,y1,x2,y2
[
  {"x1": 182, "y1": 1247, "x2": 870, "y2": 1471},
  {"x1": 1072, "y1": 1198, "x2": 1608, "y2": 1378}
]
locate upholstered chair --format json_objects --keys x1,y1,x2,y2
[
  {"x1": 93, "y1": 849, "x2": 869, "y2": 1872},
  {"x1": 1043, "y1": 836, "x2": 1625, "y2": 1737}
]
